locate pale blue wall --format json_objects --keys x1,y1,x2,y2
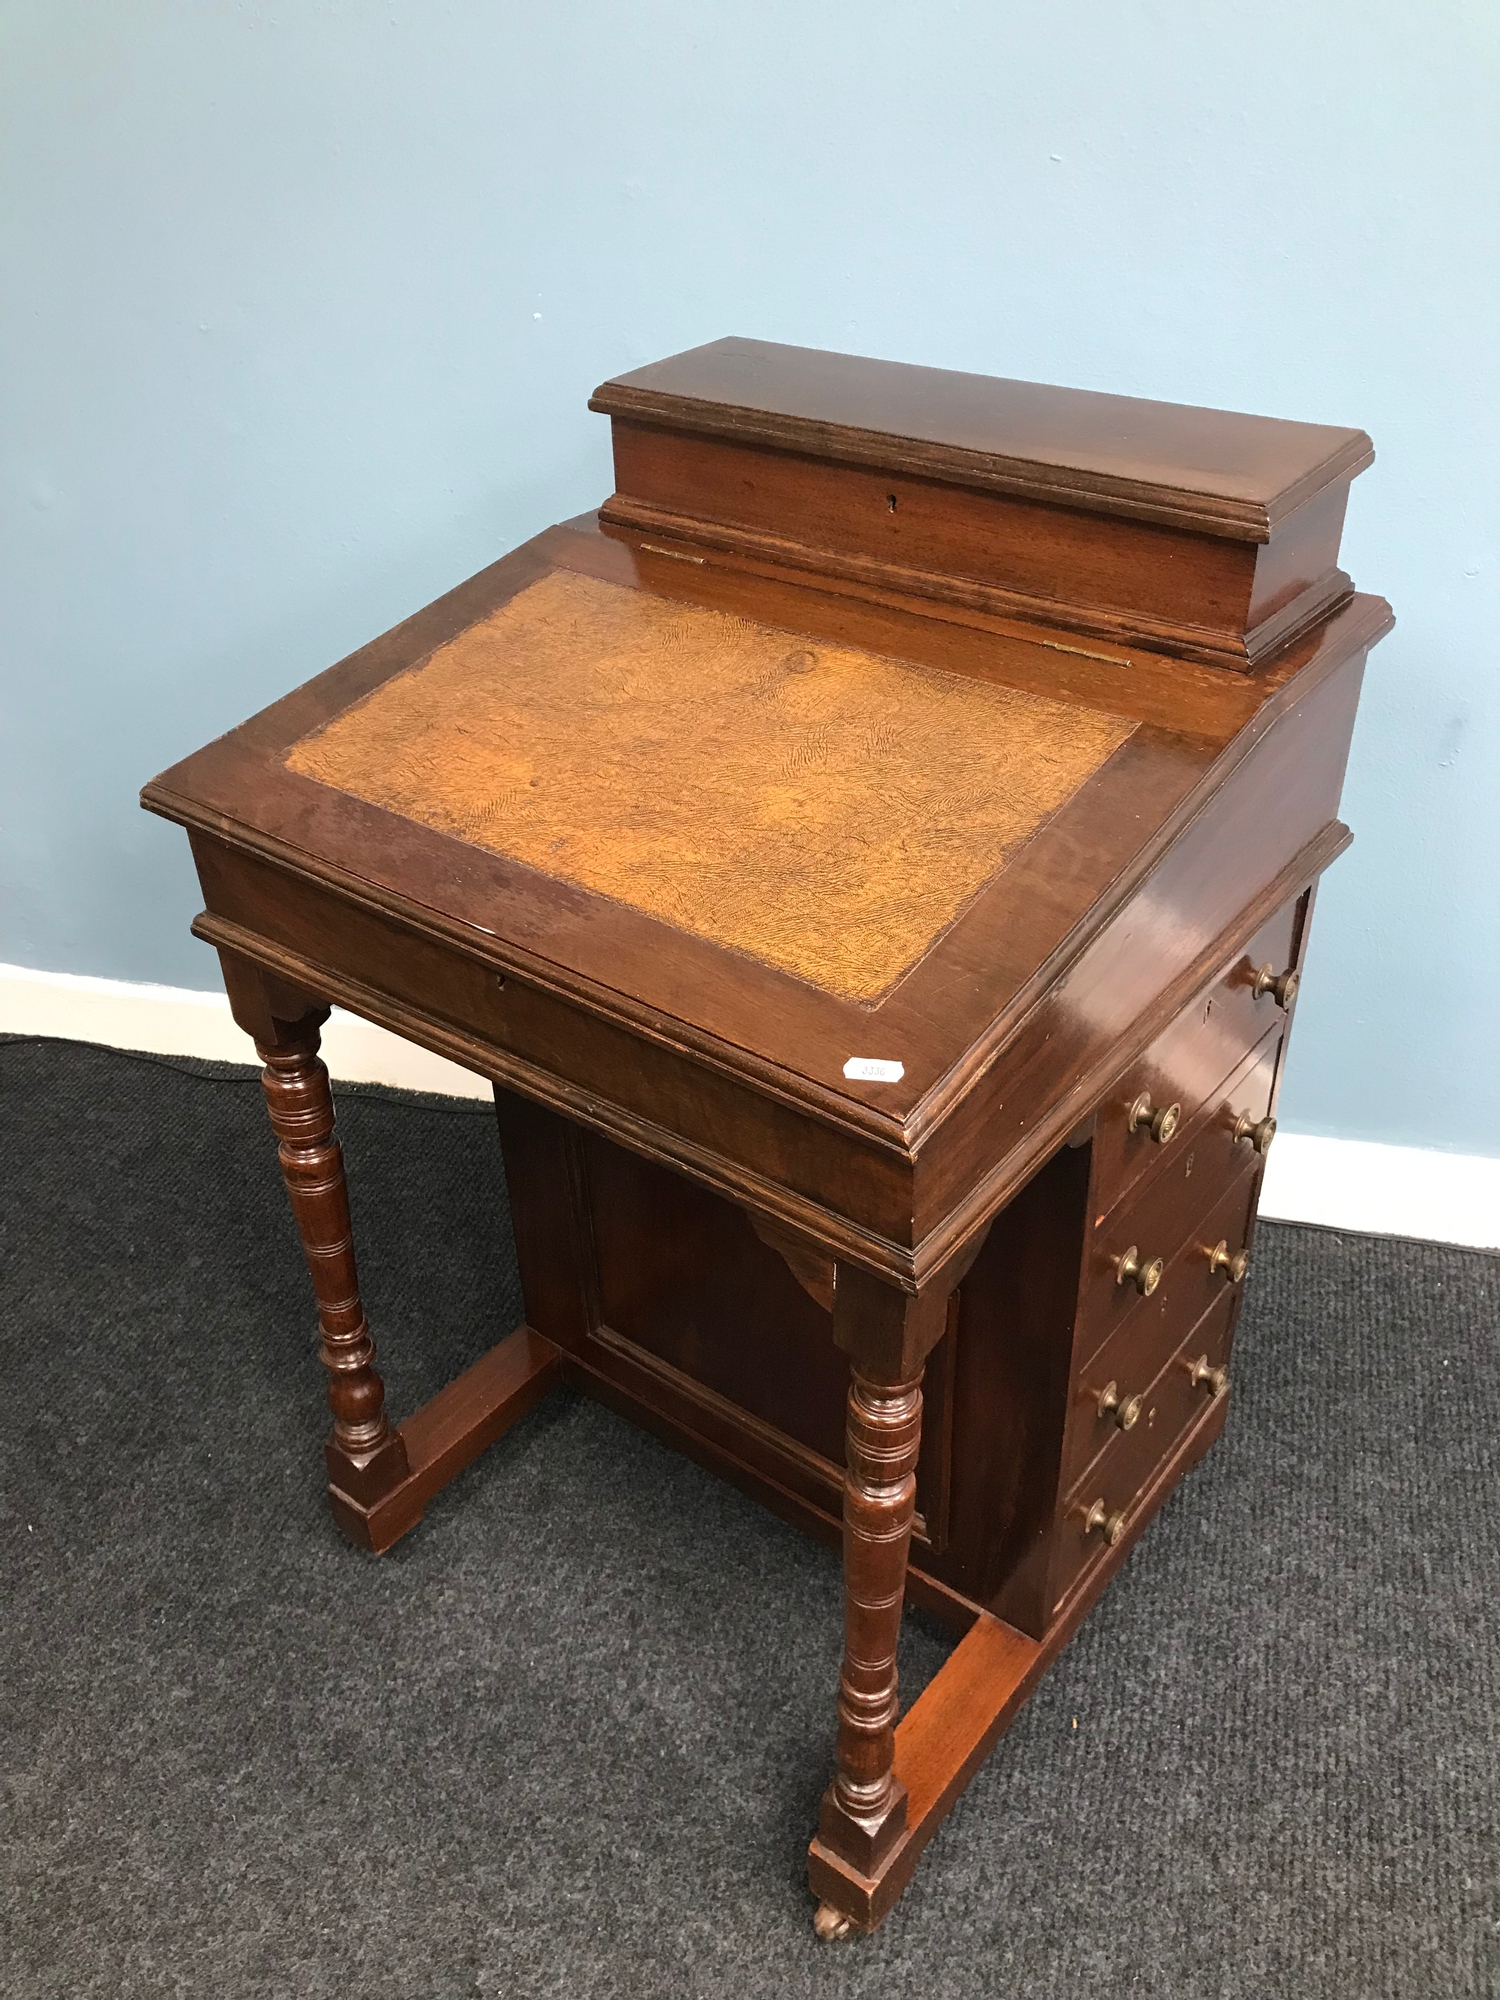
[{"x1": 3, "y1": 2, "x2": 1496, "y2": 1153}]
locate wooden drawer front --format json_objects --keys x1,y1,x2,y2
[
  {"x1": 1072, "y1": 1152, "x2": 1264, "y2": 1448},
  {"x1": 1052, "y1": 1288, "x2": 1237, "y2": 1615},
  {"x1": 1080, "y1": 1037, "x2": 1275, "y2": 1366},
  {"x1": 1091, "y1": 895, "x2": 1301, "y2": 1224}
]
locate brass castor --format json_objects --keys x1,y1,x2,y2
[{"x1": 813, "y1": 1902, "x2": 854, "y2": 1941}]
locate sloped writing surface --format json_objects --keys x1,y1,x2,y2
[{"x1": 288, "y1": 569, "x2": 1136, "y2": 1004}]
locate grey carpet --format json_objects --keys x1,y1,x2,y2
[{"x1": 1, "y1": 1035, "x2": 1496, "y2": 1999}]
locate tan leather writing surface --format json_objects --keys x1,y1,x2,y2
[{"x1": 287, "y1": 570, "x2": 1135, "y2": 1003}]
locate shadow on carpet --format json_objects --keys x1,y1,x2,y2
[{"x1": 2, "y1": 1037, "x2": 1496, "y2": 1999}]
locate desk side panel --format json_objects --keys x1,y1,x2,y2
[{"x1": 911, "y1": 645, "x2": 1369, "y2": 1252}]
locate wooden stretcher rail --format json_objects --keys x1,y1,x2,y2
[
  {"x1": 806, "y1": 1385, "x2": 1228, "y2": 1929},
  {"x1": 327, "y1": 1325, "x2": 562, "y2": 1552}
]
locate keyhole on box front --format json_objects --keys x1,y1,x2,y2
[{"x1": 887, "y1": 494, "x2": 898, "y2": 513}]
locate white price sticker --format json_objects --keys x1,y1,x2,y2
[{"x1": 843, "y1": 1057, "x2": 905, "y2": 1083}]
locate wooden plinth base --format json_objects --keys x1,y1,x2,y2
[{"x1": 328, "y1": 1324, "x2": 561, "y2": 1552}]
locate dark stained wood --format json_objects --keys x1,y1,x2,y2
[
  {"x1": 1065, "y1": 1172, "x2": 1261, "y2": 1493},
  {"x1": 591, "y1": 338, "x2": 1372, "y2": 532},
  {"x1": 831, "y1": 1260, "x2": 954, "y2": 1380},
  {"x1": 592, "y1": 339, "x2": 1373, "y2": 669},
  {"x1": 143, "y1": 536, "x2": 1392, "y2": 1149},
  {"x1": 1078, "y1": 1097, "x2": 1268, "y2": 1368},
  {"x1": 138, "y1": 342, "x2": 1391, "y2": 1938},
  {"x1": 931, "y1": 1139, "x2": 1095, "y2": 1634},
  {"x1": 184, "y1": 812, "x2": 1340, "y2": 1300},
  {"x1": 489, "y1": 1105, "x2": 975, "y2": 1559},
  {"x1": 600, "y1": 424, "x2": 1350, "y2": 670},
  {"x1": 1087, "y1": 894, "x2": 1302, "y2": 1222},
  {"x1": 380, "y1": 1327, "x2": 562, "y2": 1537},
  {"x1": 553, "y1": 1326, "x2": 988, "y2": 1636},
  {"x1": 914, "y1": 1295, "x2": 959, "y2": 1555},
  {"x1": 570, "y1": 510, "x2": 1375, "y2": 738},
  {"x1": 746, "y1": 1208, "x2": 837, "y2": 1312},
  {"x1": 817, "y1": 1362, "x2": 924, "y2": 1876},
  {"x1": 1084, "y1": 1161, "x2": 1261, "y2": 1386},
  {"x1": 1086, "y1": 1019, "x2": 1280, "y2": 1237},
  {"x1": 583, "y1": 1130, "x2": 848, "y2": 1463},
  {"x1": 808, "y1": 1369, "x2": 1232, "y2": 1931},
  {"x1": 492, "y1": 1085, "x2": 601, "y2": 1350},
  {"x1": 1051, "y1": 1288, "x2": 1240, "y2": 1618},
  {"x1": 310, "y1": 1327, "x2": 565, "y2": 1556},
  {"x1": 251, "y1": 1010, "x2": 411, "y2": 1530},
  {"x1": 219, "y1": 957, "x2": 565, "y2": 1553}
]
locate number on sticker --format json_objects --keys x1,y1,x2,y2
[{"x1": 843, "y1": 1057, "x2": 905, "y2": 1083}]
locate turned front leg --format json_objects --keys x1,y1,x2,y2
[
  {"x1": 810, "y1": 1262, "x2": 957, "y2": 1933},
  {"x1": 256, "y1": 1019, "x2": 410, "y2": 1530},
  {"x1": 819, "y1": 1364, "x2": 924, "y2": 1877}
]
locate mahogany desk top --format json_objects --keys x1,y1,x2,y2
[{"x1": 143, "y1": 339, "x2": 1391, "y2": 1936}]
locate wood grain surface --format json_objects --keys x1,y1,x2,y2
[
  {"x1": 139, "y1": 342, "x2": 1392, "y2": 1939},
  {"x1": 591, "y1": 337, "x2": 1373, "y2": 535}
]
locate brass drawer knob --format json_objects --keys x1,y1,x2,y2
[
  {"x1": 1128, "y1": 1092, "x2": 1180, "y2": 1144},
  {"x1": 1082, "y1": 1498, "x2": 1128, "y2": 1545},
  {"x1": 1232, "y1": 1110, "x2": 1277, "y2": 1154},
  {"x1": 1096, "y1": 1380, "x2": 1143, "y2": 1430},
  {"x1": 1207, "y1": 1239, "x2": 1249, "y2": 1284},
  {"x1": 1186, "y1": 1353, "x2": 1229, "y2": 1397},
  {"x1": 1252, "y1": 963, "x2": 1299, "y2": 1008},
  {"x1": 1114, "y1": 1245, "x2": 1164, "y2": 1296}
]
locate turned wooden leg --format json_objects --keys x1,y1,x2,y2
[
  {"x1": 807, "y1": 1259, "x2": 970, "y2": 1932},
  {"x1": 817, "y1": 1361, "x2": 924, "y2": 1878},
  {"x1": 256, "y1": 1017, "x2": 411, "y2": 1535},
  {"x1": 204, "y1": 949, "x2": 563, "y2": 1553}
]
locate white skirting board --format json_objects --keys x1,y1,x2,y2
[
  {"x1": 0, "y1": 961, "x2": 491, "y2": 1101},
  {"x1": 4, "y1": 961, "x2": 1497, "y2": 1251}
]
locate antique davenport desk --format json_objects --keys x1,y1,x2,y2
[{"x1": 142, "y1": 340, "x2": 1390, "y2": 1937}]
